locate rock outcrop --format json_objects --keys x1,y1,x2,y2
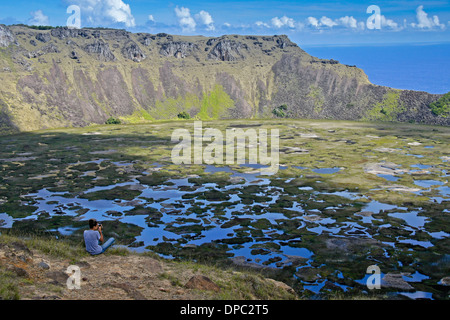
[
  {"x1": 25, "y1": 43, "x2": 60, "y2": 59},
  {"x1": 159, "y1": 41, "x2": 198, "y2": 59},
  {"x1": 207, "y1": 39, "x2": 247, "y2": 61},
  {"x1": 0, "y1": 25, "x2": 17, "y2": 47},
  {"x1": 122, "y1": 40, "x2": 146, "y2": 62},
  {"x1": 50, "y1": 27, "x2": 91, "y2": 39},
  {"x1": 138, "y1": 35, "x2": 153, "y2": 47},
  {"x1": 35, "y1": 32, "x2": 51, "y2": 43},
  {"x1": 83, "y1": 40, "x2": 116, "y2": 62}
]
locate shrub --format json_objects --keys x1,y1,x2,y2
[
  {"x1": 12, "y1": 24, "x2": 57, "y2": 30},
  {"x1": 429, "y1": 92, "x2": 450, "y2": 117},
  {"x1": 272, "y1": 105, "x2": 288, "y2": 118},
  {"x1": 177, "y1": 111, "x2": 191, "y2": 119},
  {"x1": 105, "y1": 117, "x2": 121, "y2": 124}
]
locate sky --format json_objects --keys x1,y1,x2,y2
[{"x1": 1, "y1": 0, "x2": 450, "y2": 46}]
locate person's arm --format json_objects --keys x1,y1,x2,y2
[{"x1": 98, "y1": 226, "x2": 104, "y2": 243}]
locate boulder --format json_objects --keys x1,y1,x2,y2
[
  {"x1": 37, "y1": 261, "x2": 50, "y2": 270},
  {"x1": 439, "y1": 276, "x2": 450, "y2": 286},
  {"x1": 381, "y1": 273, "x2": 414, "y2": 291},
  {"x1": 70, "y1": 50, "x2": 78, "y2": 60},
  {"x1": 184, "y1": 275, "x2": 220, "y2": 292}
]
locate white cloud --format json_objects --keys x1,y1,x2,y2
[
  {"x1": 174, "y1": 6, "x2": 196, "y2": 32},
  {"x1": 105, "y1": 0, "x2": 135, "y2": 27},
  {"x1": 174, "y1": 7, "x2": 217, "y2": 33},
  {"x1": 271, "y1": 16, "x2": 296, "y2": 29},
  {"x1": 358, "y1": 21, "x2": 366, "y2": 30},
  {"x1": 29, "y1": 10, "x2": 49, "y2": 26},
  {"x1": 338, "y1": 16, "x2": 358, "y2": 29},
  {"x1": 305, "y1": 14, "x2": 400, "y2": 31},
  {"x1": 195, "y1": 10, "x2": 215, "y2": 31},
  {"x1": 411, "y1": 5, "x2": 445, "y2": 29},
  {"x1": 306, "y1": 17, "x2": 319, "y2": 28},
  {"x1": 380, "y1": 15, "x2": 400, "y2": 30},
  {"x1": 148, "y1": 15, "x2": 155, "y2": 22},
  {"x1": 320, "y1": 16, "x2": 338, "y2": 28},
  {"x1": 255, "y1": 21, "x2": 270, "y2": 28},
  {"x1": 69, "y1": 0, "x2": 135, "y2": 27},
  {"x1": 307, "y1": 16, "x2": 358, "y2": 29},
  {"x1": 254, "y1": 12, "x2": 403, "y2": 33}
]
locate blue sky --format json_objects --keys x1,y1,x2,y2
[{"x1": 1, "y1": 0, "x2": 450, "y2": 45}]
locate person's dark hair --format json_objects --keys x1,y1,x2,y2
[{"x1": 89, "y1": 219, "x2": 98, "y2": 229}]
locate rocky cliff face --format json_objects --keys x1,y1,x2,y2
[
  {"x1": 83, "y1": 39, "x2": 116, "y2": 61},
  {"x1": 0, "y1": 25, "x2": 18, "y2": 47},
  {"x1": 207, "y1": 39, "x2": 247, "y2": 61},
  {"x1": 0, "y1": 25, "x2": 447, "y2": 133}
]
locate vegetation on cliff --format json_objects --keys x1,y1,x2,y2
[
  {"x1": 364, "y1": 90, "x2": 405, "y2": 122},
  {"x1": 429, "y1": 91, "x2": 450, "y2": 117}
]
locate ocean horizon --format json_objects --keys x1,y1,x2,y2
[{"x1": 303, "y1": 42, "x2": 450, "y2": 95}]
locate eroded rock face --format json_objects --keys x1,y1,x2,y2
[
  {"x1": 275, "y1": 35, "x2": 297, "y2": 49},
  {"x1": 207, "y1": 39, "x2": 247, "y2": 61},
  {"x1": 159, "y1": 41, "x2": 198, "y2": 59},
  {"x1": 50, "y1": 27, "x2": 91, "y2": 39},
  {"x1": 122, "y1": 41, "x2": 146, "y2": 62},
  {"x1": 0, "y1": 25, "x2": 18, "y2": 47},
  {"x1": 83, "y1": 40, "x2": 116, "y2": 62},
  {"x1": 26, "y1": 43, "x2": 60, "y2": 59},
  {"x1": 35, "y1": 32, "x2": 51, "y2": 43},
  {"x1": 138, "y1": 35, "x2": 154, "y2": 47}
]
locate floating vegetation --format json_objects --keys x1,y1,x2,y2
[{"x1": 0, "y1": 119, "x2": 449, "y2": 299}]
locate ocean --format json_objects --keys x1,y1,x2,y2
[{"x1": 303, "y1": 43, "x2": 450, "y2": 95}]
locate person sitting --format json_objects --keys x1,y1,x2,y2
[{"x1": 83, "y1": 218, "x2": 115, "y2": 255}]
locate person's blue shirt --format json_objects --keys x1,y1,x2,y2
[{"x1": 84, "y1": 229, "x2": 102, "y2": 255}]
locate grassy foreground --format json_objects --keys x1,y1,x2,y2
[{"x1": 0, "y1": 231, "x2": 299, "y2": 300}]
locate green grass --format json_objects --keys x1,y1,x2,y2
[
  {"x1": 0, "y1": 268, "x2": 21, "y2": 300},
  {"x1": 0, "y1": 232, "x2": 88, "y2": 262},
  {"x1": 214, "y1": 273, "x2": 296, "y2": 300},
  {"x1": 364, "y1": 90, "x2": 405, "y2": 121},
  {"x1": 307, "y1": 85, "x2": 325, "y2": 114},
  {"x1": 198, "y1": 85, "x2": 235, "y2": 120}
]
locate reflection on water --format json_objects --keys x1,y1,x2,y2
[{"x1": 2, "y1": 162, "x2": 449, "y2": 300}]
